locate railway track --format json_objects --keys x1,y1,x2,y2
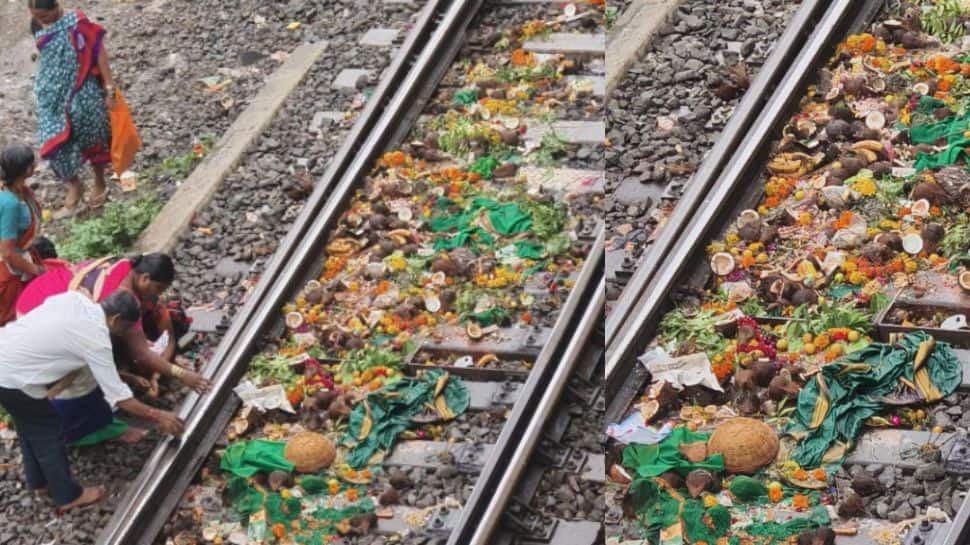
[
  {"x1": 605, "y1": 1, "x2": 970, "y2": 544},
  {"x1": 94, "y1": 1, "x2": 605, "y2": 544}
]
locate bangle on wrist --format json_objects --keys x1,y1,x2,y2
[{"x1": 170, "y1": 364, "x2": 184, "y2": 379}]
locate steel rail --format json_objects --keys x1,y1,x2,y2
[
  {"x1": 97, "y1": 1, "x2": 479, "y2": 542},
  {"x1": 450, "y1": 230, "x2": 605, "y2": 545},
  {"x1": 604, "y1": 0, "x2": 884, "y2": 421},
  {"x1": 604, "y1": 0, "x2": 833, "y2": 345},
  {"x1": 943, "y1": 487, "x2": 970, "y2": 544}
]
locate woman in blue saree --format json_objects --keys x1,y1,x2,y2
[{"x1": 29, "y1": 0, "x2": 116, "y2": 212}]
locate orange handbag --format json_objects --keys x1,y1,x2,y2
[{"x1": 110, "y1": 89, "x2": 142, "y2": 175}]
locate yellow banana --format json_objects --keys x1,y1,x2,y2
[
  {"x1": 357, "y1": 401, "x2": 373, "y2": 440},
  {"x1": 434, "y1": 372, "x2": 449, "y2": 397}
]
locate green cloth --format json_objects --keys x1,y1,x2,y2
[
  {"x1": 224, "y1": 475, "x2": 376, "y2": 545},
  {"x1": 226, "y1": 475, "x2": 266, "y2": 516},
  {"x1": 728, "y1": 475, "x2": 768, "y2": 503},
  {"x1": 299, "y1": 475, "x2": 329, "y2": 495},
  {"x1": 453, "y1": 88, "x2": 479, "y2": 106},
  {"x1": 432, "y1": 227, "x2": 494, "y2": 252},
  {"x1": 429, "y1": 197, "x2": 534, "y2": 252},
  {"x1": 785, "y1": 332, "x2": 962, "y2": 467},
  {"x1": 469, "y1": 156, "x2": 499, "y2": 179},
  {"x1": 629, "y1": 477, "x2": 830, "y2": 545},
  {"x1": 71, "y1": 418, "x2": 128, "y2": 447},
  {"x1": 910, "y1": 110, "x2": 970, "y2": 171},
  {"x1": 728, "y1": 507, "x2": 830, "y2": 545},
  {"x1": 463, "y1": 307, "x2": 509, "y2": 326},
  {"x1": 220, "y1": 440, "x2": 295, "y2": 478},
  {"x1": 343, "y1": 369, "x2": 470, "y2": 468},
  {"x1": 514, "y1": 240, "x2": 545, "y2": 259},
  {"x1": 621, "y1": 426, "x2": 725, "y2": 478},
  {"x1": 915, "y1": 95, "x2": 947, "y2": 115},
  {"x1": 626, "y1": 478, "x2": 736, "y2": 544}
]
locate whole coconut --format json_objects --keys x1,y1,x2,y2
[
  {"x1": 707, "y1": 417, "x2": 780, "y2": 474},
  {"x1": 283, "y1": 432, "x2": 336, "y2": 472}
]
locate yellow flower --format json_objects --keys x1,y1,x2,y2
[
  {"x1": 850, "y1": 176, "x2": 877, "y2": 197},
  {"x1": 702, "y1": 494, "x2": 718, "y2": 508}
]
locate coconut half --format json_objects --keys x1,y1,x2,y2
[
  {"x1": 286, "y1": 311, "x2": 304, "y2": 329},
  {"x1": 913, "y1": 82, "x2": 930, "y2": 96},
  {"x1": 710, "y1": 252, "x2": 736, "y2": 276},
  {"x1": 865, "y1": 111, "x2": 886, "y2": 131},
  {"x1": 911, "y1": 199, "x2": 931, "y2": 218},
  {"x1": 737, "y1": 209, "x2": 760, "y2": 228},
  {"x1": 466, "y1": 321, "x2": 484, "y2": 340},
  {"x1": 959, "y1": 271, "x2": 970, "y2": 293},
  {"x1": 902, "y1": 233, "x2": 924, "y2": 255}
]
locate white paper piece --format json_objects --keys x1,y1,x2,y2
[
  {"x1": 150, "y1": 331, "x2": 170, "y2": 355},
  {"x1": 234, "y1": 381, "x2": 295, "y2": 413},
  {"x1": 639, "y1": 351, "x2": 725, "y2": 392},
  {"x1": 606, "y1": 413, "x2": 672, "y2": 445},
  {"x1": 941, "y1": 314, "x2": 968, "y2": 331}
]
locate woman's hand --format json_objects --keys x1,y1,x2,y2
[
  {"x1": 153, "y1": 410, "x2": 185, "y2": 438},
  {"x1": 180, "y1": 369, "x2": 212, "y2": 394},
  {"x1": 104, "y1": 86, "x2": 117, "y2": 111}
]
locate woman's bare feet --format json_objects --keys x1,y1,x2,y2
[
  {"x1": 56, "y1": 485, "x2": 105, "y2": 515},
  {"x1": 114, "y1": 427, "x2": 148, "y2": 444},
  {"x1": 63, "y1": 179, "x2": 84, "y2": 211}
]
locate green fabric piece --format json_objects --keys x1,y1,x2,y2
[
  {"x1": 220, "y1": 440, "x2": 294, "y2": 478},
  {"x1": 453, "y1": 88, "x2": 479, "y2": 106},
  {"x1": 299, "y1": 476, "x2": 328, "y2": 495},
  {"x1": 469, "y1": 156, "x2": 499, "y2": 179},
  {"x1": 429, "y1": 197, "x2": 529, "y2": 234},
  {"x1": 627, "y1": 478, "x2": 681, "y2": 532},
  {"x1": 728, "y1": 475, "x2": 768, "y2": 503},
  {"x1": 915, "y1": 95, "x2": 947, "y2": 115},
  {"x1": 628, "y1": 478, "x2": 732, "y2": 544},
  {"x1": 785, "y1": 332, "x2": 962, "y2": 467},
  {"x1": 910, "y1": 110, "x2": 970, "y2": 171},
  {"x1": 429, "y1": 197, "x2": 533, "y2": 252},
  {"x1": 343, "y1": 369, "x2": 470, "y2": 468},
  {"x1": 462, "y1": 307, "x2": 508, "y2": 326},
  {"x1": 71, "y1": 418, "x2": 128, "y2": 447},
  {"x1": 621, "y1": 426, "x2": 725, "y2": 478},
  {"x1": 265, "y1": 493, "x2": 303, "y2": 525},
  {"x1": 226, "y1": 476, "x2": 266, "y2": 517},
  {"x1": 826, "y1": 283, "x2": 859, "y2": 299},
  {"x1": 682, "y1": 501, "x2": 731, "y2": 543},
  {"x1": 514, "y1": 240, "x2": 545, "y2": 259},
  {"x1": 432, "y1": 227, "x2": 495, "y2": 252},
  {"x1": 728, "y1": 507, "x2": 830, "y2": 544}
]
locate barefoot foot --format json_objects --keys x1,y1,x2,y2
[
  {"x1": 115, "y1": 427, "x2": 148, "y2": 444},
  {"x1": 56, "y1": 485, "x2": 105, "y2": 515}
]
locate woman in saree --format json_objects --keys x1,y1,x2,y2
[
  {"x1": 29, "y1": 0, "x2": 115, "y2": 212},
  {"x1": 0, "y1": 145, "x2": 49, "y2": 326},
  {"x1": 16, "y1": 253, "x2": 211, "y2": 445}
]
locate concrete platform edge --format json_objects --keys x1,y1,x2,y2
[
  {"x1": 133, "y1": 41, "x2": 329, "y2": 254},
  {"x1": 606, "y1": 0, "x2": 683, "y2": 97}
]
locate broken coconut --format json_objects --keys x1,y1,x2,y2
[
  {"x1": 959, "y1": 271, "x2": 970, "y2": 293},
  {"x1": 283, "y1": 431, "x2": 336, "y2": 473},
  {"x1": 285, "y1": 311, "x2": 304, "y2": 329},
  {"x1": 902, "y1": 233, "x2": 924, "y2": 255},
  {"x1": 864, "y1": 111, "x2": 886, "y2": 131},
  {"x1": 710, "y1": 252, "x2": 736, "y2": 276},
  {"x1": 706, "y1": 417, "x2": 779, "y2": 474},
  {"x1": 678, "y1": 441, "x2": 709, "y2": 463}
]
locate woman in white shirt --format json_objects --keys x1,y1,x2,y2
[{"x1": 0, "y1": 290, "x2": 185, "y2": 513}]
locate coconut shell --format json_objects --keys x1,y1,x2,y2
[
  {"x1": 678, "y1": 442, "x2": 709, "y2": 463},
  {"x1": 284, "y1": 432, "x2": 336, "y2": 473},
  {"x1": 707, "y1": 417, "x2": 779, "y2": 474},
  {"x1": 685, "y1": 469, "x2": 714, "y2": 498}
]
